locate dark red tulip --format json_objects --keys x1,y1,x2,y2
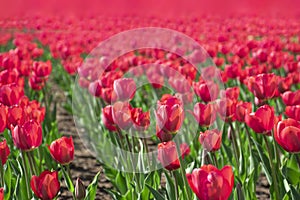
[
  {"x1": 191, "y1": 103, "x2": 216, "y2": 127},
  {"x1": 0, "y1": 104, "x2": 7, "y2": 133},
  {"x1": 156, "y1": 95, "x2": 184, "y2": 134},
  {"x1": 0, "y1": 140, "x2": 10, "y2": 165},
  {"x1": 274, "y1": 118, "x2": 300, "y2": 153},
  {"x1": 131, "y1": 108, "x2": 150, "y2": 131},
  {"x1": 102, "y1": 105, "x2": 117, "y2": 132},
  {"x1": 12, "y1": 120, "x2": 42, "y2": 151},
  {"x1": 156, "y1": 129, "x2": 173, "y2": 142},
  {"x1": 199, "y1": 129, "x2": 222, "y2": 152},
  {"x1": 48, "y1": 136, "x2": 74, "y2": 165},
  {"x1": 157, "y1": 141, "x2": 190, "y2": 171},
  {"x1": 112, "y1": 101, "x2": 133, "y2": 130},
  {"x1": 0, "y1": 83, "x2": 24, "y2": 106},
  {"x1": 278, "y1": 76, "x2": 293, "y2": 93},
  {"x1": 186, "y1": 165, "x2": 234, "y2": 200},
  {"x1": 285, "y1": 105, "x2": 300, "y2": 121},
  {"x1": 282, "y1": 90, "x2": 300, "y2": 106},
  {"x1": 246, "y1": 73, "x2": 278, "y2": 100},
  {"x1": 113, "y1": 78, "x2": 136, "y2": 101},
  {"x1": 236, "y1": 101, "x2": 252, "y2": 122},
  {"x1": 30, "y1": 170, "x2": 60, "y2": 200},
  {"x1": 193, "y1": 81, "x2": 219, "y2": 103},
  {"x1": 245, "y1": 105, "x2": 275, "y2": 134}
]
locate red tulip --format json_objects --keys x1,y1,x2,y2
[
  {"x1": 0, "y1": 188, "x2": 3, "y2": 200},
  {"x1": 274, "y1": 118, "x2": 300, "y2": 153},
  {"x1": 12, "y1": 120, "x2": 42, "y2": 151},
  {"x1": 186, "y1": 165, "x2": 234, "y2": 200},
  {"x1": 191, "y1": 103, "x2": 216, "y2": 127},
  {"x1": 199, "y1": 129, "x2": 222, "y2": 152},
  {"x1": 48, "y1": 136, "x2": 74, "y2": 165},
  {"x1": 282, "y1": 90, "x2": 300, "y2": 106},
  {"x1": 156, "y1": 95, "x2": 184, "y2": 134},
  {"x1": 112, "y1": 101, "x2": 133, "y2": 130},
  {"x1": 245, "y1": 105, "x2": 275, "y2": 134},
  {"x1": 246, "y1": 73, "x2": 278, "y2": 100},
  {"x1": 0, "y1": 140, "x2": 10, "y2": 165},
  {"x1": 285, "y1": 105, "x2": 300, "y2": 121},
  {"x1": 0, "y1": 104, "x2": 7, "y2": 133},
  {"x1": 217, "y1": 98, "x2": 237, "y2": 122},
  {"x1": 30, "y1": 170, "x2": 60, "y2": 200},
  {"x1": 88, "y1": 80, "x2": 102, "y2": 97},
  {"x1": 33, "y1": 61, "x2": 52, "y2": 77},
  {"x1": 156, "y1": 129, "x2": 173, "y2": 142},
  {"x1": 0, "y1": 83, "x2": 24, "y2": 106},
  {"x1": 193, "y1": 81, "x2": 219, "y2": 103},
  {"x1": 157, "y1": 141, "x2": 189, "y2": 171},
  {"x1": 221, "y1": 87, "x2": 240, "y2": 101},
  {"x1": 236, "y1": 101, "x2": 252, "y2": 122},
  {"x1": 131, "y1": 108, "x2": 150, "y2": 131},
  {"x1": 113, "y1": 78, "x2": 136, "y2": 101},
  {"x1": 101, "y1": 105, "x2": 117, "y2": 132}
]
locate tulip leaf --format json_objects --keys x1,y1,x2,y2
[
  {"x1": 61, "y1": 165, "x2": 74, "y2": 193},
  {"x1": 164, "y1": 171, "x2": 176, "y2": 200},
  {"x1": 146, "y1": 184, "x2": 165, "y2": 200},
  {"x1": 282, "y1": 165, "x2": 300, "y2": 185},
  {"x1": 115, "y1": 172, "x2": 127, "y2": 194},
  {"x1": 4, "y1": 162, "x2": 12, "y2": 200},
  {"x1": 251, "y1": 138, "x2": 272, "y2": 184},
  {"x1": 290, "y1": 185, "x2": 300, "y2": 200},
  {"x1": 85, "y1": 171, "x2": 100, "y2": 200}
]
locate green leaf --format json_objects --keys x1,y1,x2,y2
[
  {"x1": 146, "y1": 184, "x2": 165, "y2": 200},
  {"x1": 4, "y1": 163, "x2": 12, "y2": 200},
  {"x1": 85, "y1": 171, "x2": 101, "y2": 200},
  {"x1": 115, "y1": 172, "x2": 127, "y2": 195},
  {"x1": 164, "y1": 171, "x2": 176, "y2": 200},
  {"x1": 251, "y1": 138, "x2": 272, "y2": 184},
  {"x1": 290, "y1": 185, "x2": 300, "y2": 200},
  {"x1": 61, "y1": 166, "x2": 74, "y2": 193},
  {"x1": 282, "y1": 165, "x2": 300, "y2": 185}
]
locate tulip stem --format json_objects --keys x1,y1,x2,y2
[
  {"x1": 61, "y1": 165, "x2": 76, "y2": 200},
  {"x1": 21, "y1": 151, "x2": 31, "y2": 199},
  {"x1": 263, "y1": 135, "x2": 279, "y2": 200},
  {"x1": 172, "y1": 171, "x2": 179, "y2": 200},
  {"x1": 175, "y1": 143, "x2": 192, "y2": 200},
  {"x1": 27, "y1": 152, "x2": 37, "y2": 175},
  {"x1": 212, "y1": 152, "x2": 218, "y2": 168},
  {"x1": 229, "y1": 123, "x2": 240, "y2": 170},
  {"x1": 0, "y1": 163, "x2": 4, "y2": 187}
]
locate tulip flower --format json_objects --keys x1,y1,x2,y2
[
  {"x1": 33, "y1": 61, "x2": 52, "y2": 77},
  {"x1": 156, "y1": 129, "x2": 173, "y2": 142},
  {"x1": 0, "y1": 188, "x2": 3, "y2": 200},
  {"x1": 156, "y1": 95, "x2": 184, "y2": 134},
  {"x1": 0, "y1": 83, "x2": 24, "y2": 106},
  {"x1": 131, "y1": 108, "x2": 150, "y2": 131},
  {"x1": 285, "y1": 105, "x2": 300, "y2": 121},
  {"x1": 30, "y1": 170, "x2": 60, "y2": 200},
  {"x1": 101, "y1": 105, "x2": 117, "y2": 132},
  {"x1": 75, "y1": 178, "x2": 86, "y2": 200},
  {"x1": 282, "y1": 90, "x2": 300, "y2": 106},
  {"x1": 113, "y1": 78, "x2": 136, "y2": 101},
  {"x1": 246, "y1": 73, "x2": 278, "y2": 100},
  {"x1": 221, "y1": 87, "x2": 240, "y2": 101},
  {"x1": 191, "y1": 103, "x2": 216, "y2": 127},
  {"x1": 112, "y1": 101, "x2": 133, "y2": 130},
  {"x1": 186, "y1": 165, "x2": 234, "y2": 200},
  {"x1": 12, "y1": 120, "x2": 42, "y2": 151},
  {"x1": 0, "y1": 104, "x2": 7, "y2": 133},
  {"x1": 199, "y1": 129, "x2": 222, "y2": 152},
  {"x1": 236, "y1": 101, "x2": 252, "y2": 122},
  {"x1": 217, "y1": 98, "x2": 237, "y2": 122},
  {"x1": 0, "y1": 140, "x2": 10, "y2": 165},
  {"x1": 274, "y1": 118, "x2": 300, "y2": 153},
  {"x1": 193, "y1": 81, "x2": 219, "y2": 103},
  {"x1": 245, "y1": 105, "x2": 275, "y2": 134},
  {"x1": 157, "y1": 141, "x2": 190, "y2": 171},
  {"x1": 48, "y1": 136, "x2": 74, "y2": 165}
]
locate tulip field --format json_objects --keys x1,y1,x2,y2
[{"x1": 0, "y1": 11, "x2": 300, "y2": 200}]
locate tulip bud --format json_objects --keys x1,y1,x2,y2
[
  {"x1": 75, "y1": 178, "x2": 86, "y2": 200},
  {"x1": 48, "y1": 136, "x2": 74, "y2": 165}
]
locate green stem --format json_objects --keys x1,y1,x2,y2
[
  {"x1": 229, "y1": 123, "x2": 240, "y2": 170},
  {"x1": 212, "y1": 152, "x2": 218, "y2": 167},
  {"x1": 0, "y1": 163, "x2": 4, "y2": 187},
  {"x1": 263, "y1": 135, "x2": 279, "y2": 200},
  {"x1": 175, "y1": 143, "x2": 192, "y2": 200},
  {"x1": 172, "y1": 171, "x2": 179, "y2": 200},
  {"x1": 61, "y1": 165, "x2": 76, "y2": 200},
  {"x1": 27, "y1": 152, "x2": 37, "y2": 175},
  {"x1": 21, "y1": 151, "x2": 31, "y2": 199}
]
